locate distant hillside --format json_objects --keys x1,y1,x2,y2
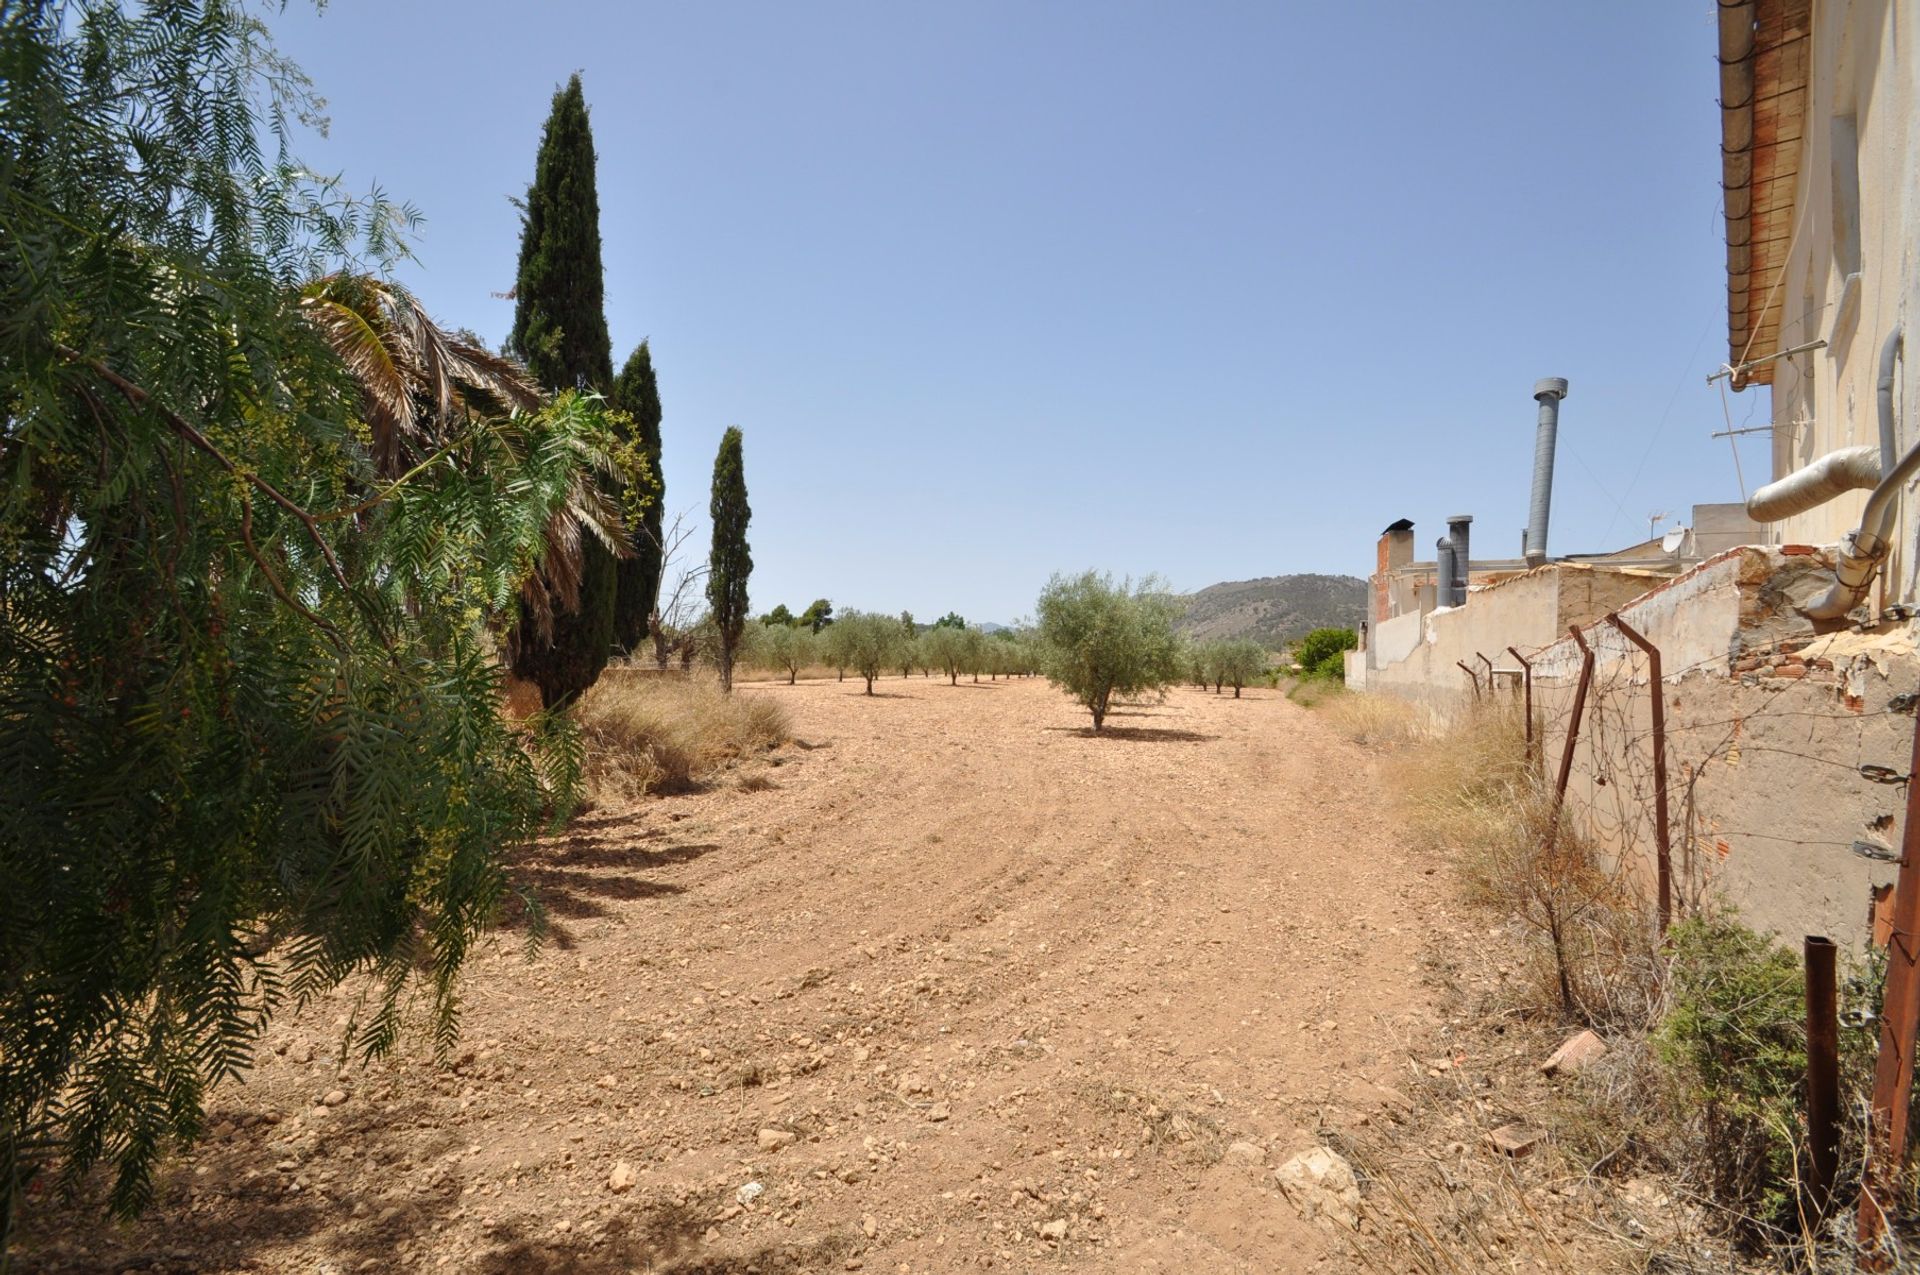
[{"x1": 1177, "y1": 574, "x2": 1367, "y2": 648}]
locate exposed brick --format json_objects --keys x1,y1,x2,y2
[
  {"x1": 1771, "y1": 665, "x2": 1808, "y2": 680},
  {"x1": 1781, "y1": 544, "x2": 1821, "y2": 556}
]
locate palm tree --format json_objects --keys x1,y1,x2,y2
[{"x1": 300, "y1": 273, "x2": 629, "y2": 639}]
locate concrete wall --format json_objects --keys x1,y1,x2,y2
[
  {"x1": 1369, "y1": 610, "x2": 1424, "y2": 670},
  {"x1": 1348, "y1": 548, "x2": 1918, "y2": 945},
  {"x1": 1763, "y1": 0, "x2": 1919, "y2": 600},
  {"x1": 1355, "y1": 564, "x2": 1659, "y2": 710},
  {"x1": 1693, "y1": 502, "x2": 1763, "y2": 558},
  {"x1": 1524, "y1": 548, "x2": 1915, "y2": 947}
]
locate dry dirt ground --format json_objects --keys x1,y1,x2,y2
[{"x1": 17, "y1": 677, "x2": 1656, "y2": 1274}]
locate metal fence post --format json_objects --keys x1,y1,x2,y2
[
  {"x1": 1456, "y1": 660, "x2": 1481, "y2": 700},
  {"x1": 1508, "y1": 645, "x2": 1535, "y2": 762},
  {"x1": 1806, "y1": 935, "x2": 1840, "y2": 1223},
  {"x1": 1858, "y1": 710, "x2": 1920, "y2": 1266},
  {"x1": 1605, "y1": 612, "x2": 1672, "y2": 935}
]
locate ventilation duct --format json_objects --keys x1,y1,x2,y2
[
  {"x1": 1447, "y1": 515, "x2": 1473, "y2": 606},
  {"x1": 1524, "y1": 378, "x2": 1569, "y2": 567}
]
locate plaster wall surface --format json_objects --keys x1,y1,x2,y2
[
  {"x1": 1350, "y1": 548, "x2": 1919, "y2": 945},
  {"x1": 1358, "y1": 565, "x2": 1654, "y2": 708},
  {"x1": 1762, "y1": 0, "x2": 1918, "y2": 599},
  {"x1": 1369, "y1": 610, "x2": 1423, "y2": 671},
  {"x1": 1525, "y1": 549, "x2": 1914, "y2": 946}
]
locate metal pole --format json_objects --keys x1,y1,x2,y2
[
  {"x1": 1606, "y1": 613, "x2": 1672, "y2": 935},
  {"x1": 1456, "y1": 661, "x2": 1481, "y2": 700},
  {"x1": 1508, "y1": 645, "x2": 1535, "y2": 759},
  {"x1": 1476, "y1": 651, "x2": 1496, "y2": 692},
  {"x1": 1858, "y1": 709, "x2": 1920, "y2": 1265},
  {"x1": 1806, "y1": 935, "x2": 1840, "y2": 1223},
  {"x1": 1550, "y1": 626, "x2": 1594, "y2": 826}
]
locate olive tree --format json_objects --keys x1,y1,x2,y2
[
  {"x1": 961, "y1": 626, "x2": 990, "y2": 683},
  {"x1": 1035, "y1": 572, "x2": 1183, "y2": 730},
  {"x1": 923, "y1": 624, "x2": 966, "y2": 685},
  {"x1": 834, "y1": 610, "x2": 903, "y2": 695},
  {"x1": 755, "y1": 622, "x2": 816, "y2": 685},
  {"x1": 821, "y1": 615, "x2": 853, "y2": 681},
  {"x1": 1215, "y1": 639, "x2": 1269, "y2": 697}
]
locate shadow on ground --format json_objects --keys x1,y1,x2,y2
[
  {"x1": 1046, "y1": 725, "x2": 1217, "y2": 743},
  {"x1": 13, "y1": 1082, "x2": 468, "y2": 1274},
  {"x1": 475, "y1": 1201, "x2": 854, "y2": 1273},
  {"x1": 496, "y1": 814, "x2": 719, "y2": 943}
]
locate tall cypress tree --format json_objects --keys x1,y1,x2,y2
[
  {"x1": 508, "y1": 74, "x2": 618, "y2": 707},
  {"x1": 707, "y1": 427, "x2": 752, "y2": 692},
  {"x1": 610, "y1": 341, "x2": 664, "y2": 655}
]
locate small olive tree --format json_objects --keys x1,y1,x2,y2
[
  {"x1": 1035, "y1": 572, "x2": 1183, "y2": 730},
  {"x1": 923, "y1": 624, "x2": 965, "y2": 684},
  {"x1": 1216, "y1": 639, "x2": 1269, "y2": 697},
  {"x1": 758, "y1": 621, "x2": 817, "y2": 685},
  {"x1": 834, "y1": 610, "x2": 902, "y2": 695},
  {"x1": 960, "y1": 626, "x2": 989, "y2": 683}
]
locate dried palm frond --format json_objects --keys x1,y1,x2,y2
[{"x1": 300, "y1": 273, "x2": 541, "y2": 477}]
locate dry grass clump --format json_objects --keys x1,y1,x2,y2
[
  {"x1": 1321, "y1": 691, "x2": 1430, "y2": 747},
  {"x1": 574, "y1": 674, "x2": 790, "y2": 801},
  {"x1": 1382, "y1": 701, "x2": 1884, "y2": 1266},
  {"x1": 1394, "y1": 701, "x2": 1660, "y2": 1032},
  {"x1": 1283, "y1": 674, "x2": 1343, "y2": 707}
]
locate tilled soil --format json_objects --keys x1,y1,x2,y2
[{"x1": 18, "y1": 677, "x2": 1472, "y2": 1273}]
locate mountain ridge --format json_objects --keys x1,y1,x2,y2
[{"x1": 1176, "y1": 573, "x2": 1367, "y2": 648}]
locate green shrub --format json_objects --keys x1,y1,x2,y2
[
  {"x1": 1293, "y1": 627, "x2": 1357, "y2": 679},
  {"x1": 1655, "y1": 916, "x2": 1879, "y2": 1242}
]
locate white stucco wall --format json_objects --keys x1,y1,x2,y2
[
  {"x1": 1525, "y1": 548, "x2": 1914, "y2": 947},
  {"x1": 1764, "y1": 0, "x2": 1919, "y2": 599}
]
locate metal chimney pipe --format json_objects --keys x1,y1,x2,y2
[
  {"x1": 1435, "y1": 537, "x2": 1457, "y2": 608},
  {"x1": 1447, "y1": 515, "x2": 1473, "y2": 606},
  {"x1": 1524, "y1": 378, "x2": 1569, "y2": 567}
]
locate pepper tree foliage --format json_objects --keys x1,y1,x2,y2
[
  {"x1": 507, "y1": 74, "x2": 621, "y2": 708},
  {"x1": 706, "y1": 426, "x2": 752, "y2": 692},
  {"x1": 0, "y1": 0, "x2": 618, "y2": 1235},
  {"x1": 610, "y1": 341, "x2": 664, "y2": 655}
]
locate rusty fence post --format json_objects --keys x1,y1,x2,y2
[
  {"x1": 1805, "y1": 935, "x2": 1840, "y2": 1225},
  {"x1": 1508, "y1": 645, "x2": 1535, "y2": 762},
  {"x1": 1857, "y1": 709, "x2": 1920, "y2": 1266},
  {"x1": 1546, "y1": 625, "x2": 1595, "y2": 846},
  {"x1": 1456, "y1": 660, "x2": 1481, "y2": 700},
  {"x1": 1605, "y1": 612, "x2": 1672, "y2": 936},
  {"x1": 1476, "y1": 651, "x2": 1496, "y2": 694}
]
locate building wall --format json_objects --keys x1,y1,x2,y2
[
  {"x1": 1369, "y1": 610, "x2": 1424, "y2": 671},
  {"x1": 1693, "y1": 502, "x2": 1764, "y2": 557},
  {"x1": 1764, "y1": 0, "x2": 1919, "y2": 599},
  {"x1": 1523, "y1": 548, "x2": 1913, "y2": 946},
  {"x1": 1348, "y1": 548, "x2": 1915, "y2": 945},
  {"x1": 1358, "y1": 565, "x2": 1656, "y2": 710}
]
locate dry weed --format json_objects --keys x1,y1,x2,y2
[
  {"x1": 1284, "y1": 674, "x2": 1343, "y2": 707},
  {"x1": 1393, "y1": 700, "x2": 1662, "y2": 1032},
  {"x1": 574, "y1": 674, "x2": 790, "y2": 801},
  {"x1": 1321, "y1": 691, "x2": 1430, "y2": 747}
]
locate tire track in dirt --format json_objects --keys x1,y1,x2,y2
[{"x1": 16, "y1": 677, "x2": 1449, "y2": 1274}]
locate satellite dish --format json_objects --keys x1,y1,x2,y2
[{"x1": 1661, "y1": 528, "x2": 1688, "y2": 554}]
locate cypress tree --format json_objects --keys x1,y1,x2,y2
[
  {"x1": 610, "y1": 341, "x2": 664, "y2": 654},
  {"x1": 508, "y1": 74, "x2": 618, "y2": 707},
  {"x1": 707, "y1": 427, "x2": 753, "y2": 692}
]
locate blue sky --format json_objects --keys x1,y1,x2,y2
[{"x1": 278, "y1": 1, "x2": 1762, "y2": 623}]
